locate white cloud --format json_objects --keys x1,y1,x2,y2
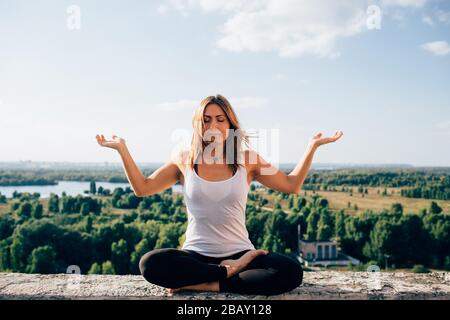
[
  {"x1": 422, "y1": 15, "x2": 435, "y2": 26},
  {"x1": 421, "y1": 41, "x2": 450, "y2": 56},
  {"x1": 214, "y1": 0, "x2": 369, "y2": 58},
  {"x1": 437, "y1": 10, "x2": 450, "y2": 24},
  {"x1": 381, "y1": 0, "x2": 428, "y2": 7},
  {"x1": 157, "y1": 5, "x2": 169, "y2": 15},
  {"x1": 165, "y1": 0, "x2": 432, "y2": 58},
  {"x1": 422, "y1": 10, "x2": 450, "y2": 27},
  {"x1": 157, "y1": 96, "x2": 267, "y2": 111}
]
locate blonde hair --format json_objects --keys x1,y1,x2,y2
[{"x1": 186, "y1": 94, "x2": 252, "y2": 175}]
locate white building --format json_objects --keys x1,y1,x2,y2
[{"x1": 298, "y1": 240, "x2": 361, "y2": 267}]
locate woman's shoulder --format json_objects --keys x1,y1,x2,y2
[{"x1": 171, "y1": 148, "x2": 191, "y2": 175}]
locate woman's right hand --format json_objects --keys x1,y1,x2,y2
[{"x1": 95, "y1": 134, "x2": 126, "y2": 151}]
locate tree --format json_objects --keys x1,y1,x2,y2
[
  {"x1": 130, "y1": 239, "x2": 150, "y2": 274},
  {"x1": 0, "y1": 215, "x2": 15, "y2": 240},
  {"x1": 101, "y1": 260, "x2": 115, "y2": 274},
  {"x1": 296, "y1": 197, "x2": 307, "y2": 210},
  {"x1": 111, "y1": 239, "x2": 129, "y2": 274},
  {"x1": 88, "y1": 262, "x2": 102, "y2": 274},
  {"x1": 262, "y1": 210, "x2": 288, "y2": 253},
  {"x1": 27, "y1": 245, "x2": 56, "y2": 274},
  {"x1": 363, "y1": 220, "x2": 400, "y2": 266},
  {"x1": 84, "y1": 215, "x2": 93, "y2": 233},
  {"x1": 48, "y1": 193, "x2": 60, "y2": 213},
  {"x1": 90, "y1": 181, "x2": 97, "y2": 195},
  {"x1": 80, "y1": 202, "x2": 90, "y2": 215},
  {"x1": 317, "y1": 210, "x2": 334, "y2": 241},
  {"x1": 10, "y1": 220, "x2": 64, "y2": 272},
  {"x1": 155, "y1": 223, "x2": 182, "y2": 248},
  {"x1": 288, "y1": 197, "x2": 294, "y2": 209},
  {"x1": 430, "y1": 201, "x2": 442, "y2": 214},
  {"x1": 397, "y1": 215, "x2": 430, "y2": 266},
  {"x1": 334, "y1": 210, "x2": 346, "y2": 242},
  {"x1": 17, "y1": 202, "x2": 32, "y2": 219},
  {"x1": 318, "y1": 198, "x2": 329, "y2": 208},
  {"x1": 32, "y1": 203, "x2": 43, "y2": 219},
  {"x1": 306, "y1": 210, "x2": 320, "y2": 241},
  {"x1": 391, "y1": 203, "x2": 403, "y2": 215}
]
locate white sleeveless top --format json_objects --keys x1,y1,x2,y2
[{"x1": 181, "y1": 164, "x2": 256, "y2": 257}]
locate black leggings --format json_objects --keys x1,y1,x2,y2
[{"x1": 139, "y1": 248, "x2": 303, "y2": 296}]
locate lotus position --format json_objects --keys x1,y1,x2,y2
[{"x1": 96, "y1": 94, "x2": 343, "y2": 296}]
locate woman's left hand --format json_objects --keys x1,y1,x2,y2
[{"x1": 309, "y1": 131, "x2": 344, "y2": 148}]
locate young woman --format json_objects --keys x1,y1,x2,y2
[{"x1": 96, "y1": 94, "x2": 343, "y2": 296}]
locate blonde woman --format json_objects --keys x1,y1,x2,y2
[{"x1": 96, "y1": 94, "x2": 343, "y2": 296}]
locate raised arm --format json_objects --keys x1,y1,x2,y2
[
  {"x1": 95, "y1": 134, "x2": 182, "y2": 197},
  {"x1": 250, "y1": 131, "x2": 343, "y2": 194}
]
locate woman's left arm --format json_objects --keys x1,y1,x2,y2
[{"x1": 252, "y1": 131, "x2": 343, "y2": 194}]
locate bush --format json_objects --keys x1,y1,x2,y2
[{"x1": 411, "y1": 264, "x2": 430, "y2": 273}]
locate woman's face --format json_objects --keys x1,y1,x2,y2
[{"x1": 202, "y1": 103, "x2": 230, "y2": 144}]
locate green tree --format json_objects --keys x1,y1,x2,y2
[
  {"x1": 317, "y1": 210, "x2": 334, "y2": 241},
  {"x1": 90, "y1": 181, "x2": 97, "y2": 195},
  {"x1": 334, "y1": 210, "x2": 346, "y2": 242},
  {"x1": 391, "y1": 203, "x2": 403, "y2": 215},
  {"x1": 130, "y1": 239, "x2": 150, "y2": 274},
  {"x1": 430, "y1": 201, "x2": 442, "y2": 214},
  {"x1": 80, "y1": 202, "x2": 90, "y2": 215},
  {"x1": 155, "y1": 223, "x2": 182, "y2": 248},
  {"x1": 363, "y1": 219, "x2": 400, "y2": 266},
  {"x1": 84, "y1": 215, "x2": 93, "y2": 233},
  {"x1": 101, "y1": 260, "x2": 115, "y2": 274},
  {"x1": 318, "y1": 198, "x2": 329, "y2": 208},
  {"x1": 88, "y1": 262, "x2": 102, "y2": 274},
  {"x1": 27, "y1": 245, "x2": 56, "y2": 274},
  {"x1": 32, "y1": 203, "x2": 43, "y2": 219},
  {"x1": 306, "y1": 210, "x2": 320, "y2": 241},
  {"x1": 48, "y1": 193, "x2": 60, "y2": 213},
  {"x1": 111, "y1": 239, "x2": 129, "y2": 274},
  {"x1": 17, "y1": 202, "x2": 32, "y2": 219}
]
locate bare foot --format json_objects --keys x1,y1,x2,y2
[
  {"x1": 167, "y1": 281, "x2": 220, "y2": 295},
  {"x1": 220, "y1": 249, "x2": 269, "y2": 278}
]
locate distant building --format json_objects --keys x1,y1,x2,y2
[{"x1": 298, "y1": 240, "x2": 360, "y2": 267}]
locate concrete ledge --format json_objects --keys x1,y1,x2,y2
[{"x1": 0, "y1": 271, "x2": 449, "y2": 300}]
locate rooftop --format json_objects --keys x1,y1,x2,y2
[{"x1": 1, "y1": 271, "x2": 449, "y2": 300}]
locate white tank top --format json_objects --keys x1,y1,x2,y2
[{"x1": 181, "y1": 164, "x2": 256, "y2": 257}]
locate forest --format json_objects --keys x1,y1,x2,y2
[{"x1": 0, "y1": 176, "x2": 449, "y2": 275}]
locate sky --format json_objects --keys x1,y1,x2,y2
[{"x1": 0, "y1": 0, "x2": 449, "y2": 166}]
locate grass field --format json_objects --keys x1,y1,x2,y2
[
  {"x1": 256, "y1": 186, "x2": 450, "y2": 215},
  {"x1": 1, "y1": 186, "x2": 449, "y2": 216}
]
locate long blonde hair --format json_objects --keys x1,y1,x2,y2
[{"x1": 187, "y1": 94, "x2": 251, "y2": 175}]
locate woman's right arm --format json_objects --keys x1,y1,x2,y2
[{"x1": 96, "y1": 134, "x2": 181, "y2": 197}]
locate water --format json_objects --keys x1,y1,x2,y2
[
  {"x1": 0, "y1": 181, "x2": 133, "y2": 199},
  {"x1": 0, "y1": 181, "x2": 260, "y2": 198}
]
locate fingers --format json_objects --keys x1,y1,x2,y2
[{"x1": 254, "y1": 249, "x2": 269, "y2": 256}]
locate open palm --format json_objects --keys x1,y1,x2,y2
[
  {"x1": 310, "y1": 131, "x2": 343, "y2": 148},
  {"x1": 95, "y1": 134, "x2": 126, "y2": 151}
]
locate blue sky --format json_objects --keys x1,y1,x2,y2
[{"x1": 0, "y1": 0, "x2": 449, "y2": 166}]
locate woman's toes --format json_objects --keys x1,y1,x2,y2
[{"x1": 167, "y1": 288, "x2": 182, "y2": 295}]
